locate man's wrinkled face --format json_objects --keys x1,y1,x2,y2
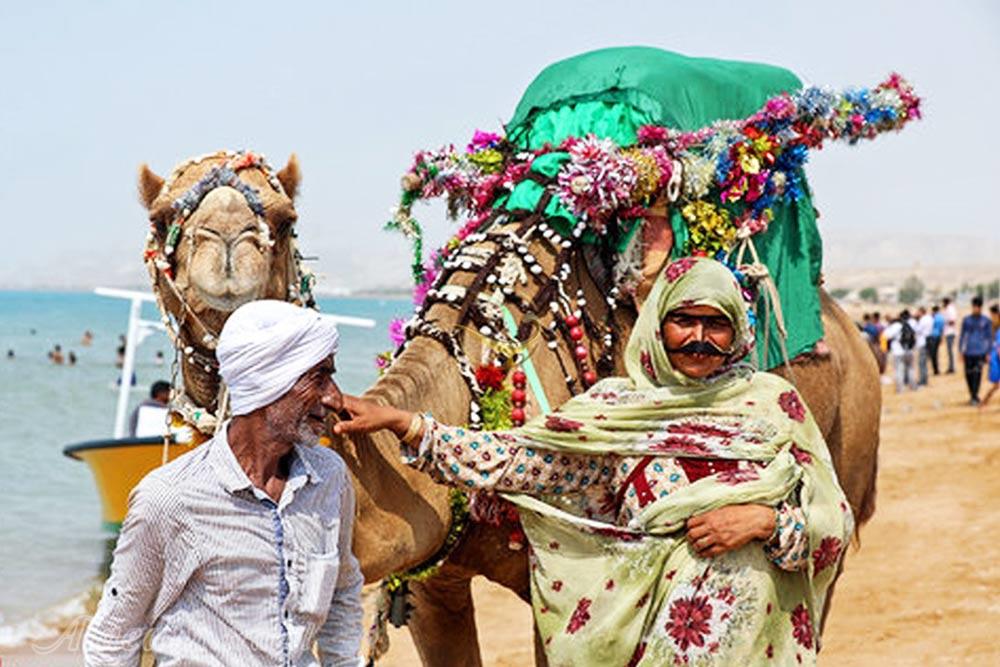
[
  {"x1": 661, "y1": 304, "x2": 735, "y2": 379},
  {"x1": 263, "y1": 355, "x2": 343, "y2": 446}
]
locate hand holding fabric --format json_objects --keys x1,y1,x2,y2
[{"x1": 685, "y1": 504, "x2": 775, "y2": 558}]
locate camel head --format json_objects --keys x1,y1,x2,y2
[{"x1": 138, "y1": 151, "x2": 303, "y2": 318}]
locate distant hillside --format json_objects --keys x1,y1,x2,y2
[{"x1": 823, "y1": 232, "x2": 1000, "y2": 294}]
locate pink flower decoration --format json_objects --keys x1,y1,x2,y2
[
  {"x1": 778, "y1": 390, "x2": 807, "y2": 423},
  {"x1": 565, "y1": 598, "x2": 593, "y2": 634},
  {"x1": 664, "y1": 257, "x2": 697, "y2": 282},
  {"x1": 636, "y1": 125, "x2": 669, "y2": 144},
  {"x1": 555, "y1": 135, "x2": 637, "y2": 228},
  {"x1": 501, "y1": 161, "x2": 531, "y2": 189},
  {"x1": 764, "y1": 95, "x2": 796, "y2": 120},
  {"x1": 388, "y1": 318, "x2": 407, "y2": 348},
  {"x1": 466, "y1": 129, "x2": 502, "y2": 153}
]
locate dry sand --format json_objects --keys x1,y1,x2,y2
[{"x1": 3, "y1": 370, "x2": 997, "y2": 666}]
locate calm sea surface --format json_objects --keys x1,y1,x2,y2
[{"x1": 0, "y1": 291, "x2": 410, "y2": 626}]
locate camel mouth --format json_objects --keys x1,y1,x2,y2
[{"x1": 193, "y1": 284, "x2": 262, "y2": 313}]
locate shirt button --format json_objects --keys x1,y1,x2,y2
[
  {"x1": 285, "y1": 610, "x2": 290, "y2": 619},
  {"x1": 287, "y1": 559, "x2": 292, "y2": 567}
]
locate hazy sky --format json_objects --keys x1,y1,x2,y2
[{"x1": 1, "y1": 1, "x2": 997, "y2": 291}]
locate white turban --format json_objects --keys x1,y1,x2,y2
[{"x1": 217, "y1": 300, "x2": 340, "y2": 416}]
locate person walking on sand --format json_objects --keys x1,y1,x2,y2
[
  {"x1": 943, "y1": 297, "x2": 958, "y2": 373},
  {"x1": 979, "y1": 322, "x2": 1000, "y2": 410},
  {"x1": 883, "y1": 310, "x2": 918, "y2": 393},
  {"x1": 916, "y1": 306, "x2": 933, "y2": 386},
  {"x1": 959, "y1": 295, "x2": 993, "y2": 406},
  {"x1": 927, "y1": 304, "x2": 944, "y2": 376},
  {"x1": 84, "y1": 301, "x2": 363, "y2": 667}
]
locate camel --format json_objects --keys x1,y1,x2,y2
[
  {"x1": 138, "y1": 150, "x2": 305, "y2": 428},
  {"x1": 138, "y1": 153, "x2": 880, "y2": 666},
  {"x1": 333, "y1": 215, "x2": 880, "y2": 665}
]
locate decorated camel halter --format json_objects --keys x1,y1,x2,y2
[{"x1": 143, "y1": 150, "x2": 315, "y2": 433}]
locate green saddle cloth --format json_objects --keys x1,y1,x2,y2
[{"x1": 501, "y1": 47, "x2": 822, "y2": 369}]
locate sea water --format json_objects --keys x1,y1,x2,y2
[{"x1": 0, "y1": 291, "x2": 409, "y2": 633}]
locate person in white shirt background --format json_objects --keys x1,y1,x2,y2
[
  {"x1": 942, "y1": 296, "x2": 959, "y2": 373},
  {"x1": 916, "y1": 306, "x2": 935, "y2": 386},
  {"x1": 883, "y1": 309, "x2": 919, "y2": 393}
]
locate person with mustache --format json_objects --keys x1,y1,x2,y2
[
  {"x1": 85, "y1": 301, "x2": 363, "y2": 667},
  {"x1": 337, "y1": 258, "x2": 851, "y2": 665}
]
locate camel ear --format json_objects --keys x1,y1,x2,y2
[
  {"x1": 137, "y1": 164, "x2": 165, "y2": 210},
  {"x1": 276, "y1": 154, "x2": 301, "y2": 200}
]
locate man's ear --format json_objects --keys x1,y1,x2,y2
[
  {"x1": 138, "y1": 164, "x2": 165, "y2": 210},
  {"x1": 276, "y1": 154, "x2": 301, "y2": 201}
]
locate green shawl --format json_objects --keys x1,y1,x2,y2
[
  {"x1": 500, "y1": 258, "x2": 852, "y2": 665},
  {"x1": 501, "y1": 47, "x2": 823, "y2": 368}
]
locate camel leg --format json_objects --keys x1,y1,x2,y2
[{"x1": 407, "y1": 570, "x2": 482, "y2": 666}]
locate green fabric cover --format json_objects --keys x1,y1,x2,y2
[{"x1": 502, "y1": 47, "x2": 824, "y2": 367}]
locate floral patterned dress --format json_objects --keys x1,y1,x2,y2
[
  {"x1": 399, "y1": 258, "x2": 852, "y2": 665},
  {"x1": 406, "y1": 421, "x2": 810, "y2": 572}
]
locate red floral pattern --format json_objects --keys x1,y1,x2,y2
[
  {"x1": 640, "y1": 350, "x2": 655, "y2": 379},
  {"x1": 778, "y1": 390, "x2": 806, "y2": 423},
  {"x1": 811, "y1": 536, "x2": 843, "y2": 573},
  {"x1": 565, "y1": 597, "x2": 593, "y2": 634},
  {"x1": 790, "y1": 443, "x2": 813, "y2": 465},
  {"x1": 716, "y1": 466, "x2": 760, "y2": 485},
  {"x1": 790, "y1": 604, "x2": 814, "y2": 649},
  {"x1": 545, "y1": 415, "x2": 585, "y2": 432},
  {"x1": 664, "y1": 257, "x2": 697, "y2": 282},
  {"x1": 665, "y1": 594, "x2": 714, "y2": 651}
]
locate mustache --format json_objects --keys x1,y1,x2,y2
[{"x1": 665, "y1": 340, "x2": 729, "y2": 357}]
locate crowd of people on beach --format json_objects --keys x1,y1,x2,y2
[{"x1": 859, "y1": 295, "x2": 1000, "y2": 406}]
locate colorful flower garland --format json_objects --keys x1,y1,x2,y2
[{"x1": 385, "y1": 73, "x2": 920, "y2": 302}]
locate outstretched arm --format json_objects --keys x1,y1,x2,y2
[{"x1": 334, "y1": 395, "x2": 613, "y2": 496}]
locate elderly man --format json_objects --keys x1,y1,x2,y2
[{"x1": 84, "y1": 301, "x2": 363, "y2": 666}]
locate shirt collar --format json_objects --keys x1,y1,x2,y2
[{"x1": 210, "y1": 421, "x2": 325, "y2": 495}]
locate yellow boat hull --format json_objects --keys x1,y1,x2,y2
[{"x1": 64, "y1": 437, "x2": 201, "y2": 531}]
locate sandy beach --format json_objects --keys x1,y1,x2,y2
[{"x1": 4, "y1": 367, "x2": 997, "y2": 666}]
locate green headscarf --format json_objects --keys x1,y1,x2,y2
[{"x1": 499, "y1": 257, "x2": 852, "y2": 665}]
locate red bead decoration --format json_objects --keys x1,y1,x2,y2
[
  {"x1": 564, "y1": 315, "x2": 579, "y2": 327},
  {"x1": 512, "y1": 388, "x2": 527, "y2": 404},
  {"x1": 569, "y1": 326, "x2": 584, "y2": 341},
  {"x1": 511, "y1": 407, "x2": 526, "y2": 423},
  {"x1": 582, "y1": 370, "x2": 598, "y2": 387},
  {"x1": 512, "y1": 370, "x2": 527, "y2": 386},
  {"x1": 574, "y1": 345, "x2": 588, "y2": 360}
]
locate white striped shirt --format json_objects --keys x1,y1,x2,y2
[{"x1": 83, "y1": 422, "x2": 364, "y2": 666}]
